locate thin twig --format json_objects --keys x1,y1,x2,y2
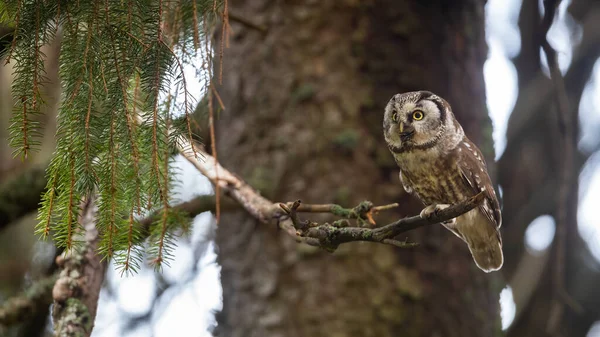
[
  {"x1": 284, "y1": 200, "x2": 310, "y2": 232},
  {"x1": 285, "y1": 202, "x2": 398, "y2": 215},
  {"x1": 282, "y1": 201, "x2": 399, "y2": 226},
  {"x1": 382, "y1": 238, "x2": 419, "y2": 248},
  {"x1": 210, "y1": 84, "x2": 226, "y2": 110},
  {"x1": 208, "y1": 85, "x2": 220, "y2": 224},
  {"x1": 228, "y1": 11, "x2": 268, "y2": 34}
]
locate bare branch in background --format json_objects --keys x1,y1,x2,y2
[
  {"x1": 0, "y1": 274, "x2": 57, "y2": 328},
  {"x1": 539, "y1": 0, "x2": 580, "y2": 333},
  {"x1": 505, "y1": 5, "x2": 600, "y2": 146},
  {"x1": 0, "y1": 166, "x2": 47, "y2": 231},
  {"x1": 502, "y1": 3, "x2": 600, "y2": 332}
]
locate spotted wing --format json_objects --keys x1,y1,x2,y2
[{"x1": 457, "y1": 138, "x2": 502, "y2": 231}]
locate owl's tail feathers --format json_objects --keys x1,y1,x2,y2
[{"x1": 468, "y1": 240, "x2": 504, "y2": 273}]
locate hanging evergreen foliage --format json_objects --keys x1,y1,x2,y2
[{"x1": 0, "y1": 0, "x2": 221, "y2": 273}]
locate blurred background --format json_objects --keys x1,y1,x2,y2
[{"x1": 1, "y1": 0, "x2": 600, "y2": 336}]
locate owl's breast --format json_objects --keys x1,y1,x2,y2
[{"x1": 396, "y1": 152, "x2": 470, "y2": 205}]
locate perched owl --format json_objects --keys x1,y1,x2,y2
[{"x1": 383, "y1": 90, "x2": 503, "y2": 273}]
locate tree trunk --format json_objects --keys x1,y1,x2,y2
[{"x1": 214, "y1": 1, "x2": 501, "y2": 336}]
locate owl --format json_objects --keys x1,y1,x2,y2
[{"x1": 383, "y1": 90, "x2": 503, "y2": 273}]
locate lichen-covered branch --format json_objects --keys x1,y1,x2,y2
[
  {"x1": 51, "y1": 196, "x2": 106, "y2": 337},
  {"x1": 282, "y1": 200, "x2": 399, "y2": 226},
  {"x1": 0, "y1": 274, "x2": 57, "y2": 327},
  {"x1": 279, "y1": 193, "x2": 484, "y2": 251}
]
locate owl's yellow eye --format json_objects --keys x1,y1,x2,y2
[
  {"x1": 392, "y1": 112, "x2": 398, "y2": 122},
  {"x1": 412, "y1": 110, "x2": 424, "y2": 121}
]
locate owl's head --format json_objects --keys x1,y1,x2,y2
[{"x1": 383, "y1": 90, "x2": 463, "y2": 154}]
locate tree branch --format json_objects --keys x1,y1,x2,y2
[
  {"x1": 0, "y1": 274, "x2": 57, "y2": 327},
  {"x1": 282, "y1": 200, "x2": 399, "y2": 226},
  {"x1": 278, "y1": 193, "x2": 485, "y2": 251},
  {"x1": 500, "y1": 0, "x2": 600, "y2": 289},
  {"x1": 504, "y1": 4, "x2": 600, "y2": 146},
  {"x1": 137, "y1": 194, "x2": 237, "y2": 238},
  {"x1": 539, "y1": 0, "x2": 579, "y2": 333},
  {"x1": 228, "y1": 11, "x2": 268, "y2": 34},
  {"x1": 0, "y1": 166, "x2": 47, "y2": 231},
  {"x1": 51, "y1": 196, "x2": 106, "y2": 337},
  {"x1": 175, "y1": 135, "x2": 485, "y2": 251}
]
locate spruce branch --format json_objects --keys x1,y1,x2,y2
[{"x1": 2, "y1": 0, "x2": 222, "y2": 269}]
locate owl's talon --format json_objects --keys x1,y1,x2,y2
[
  {"x1": 419, "y1": 205, "x2": 436, "y2": 219},
  {"x1": 419, "y1": 204, "x2": 450, "y2": 219}
]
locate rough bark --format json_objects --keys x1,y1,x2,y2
[{"x1": 214, "y1": 1, "x2": 500, "y2": 337}]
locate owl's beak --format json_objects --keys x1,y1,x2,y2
[{"x1": 399, "y1": 123, "x2": 415, "y2": 141}]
